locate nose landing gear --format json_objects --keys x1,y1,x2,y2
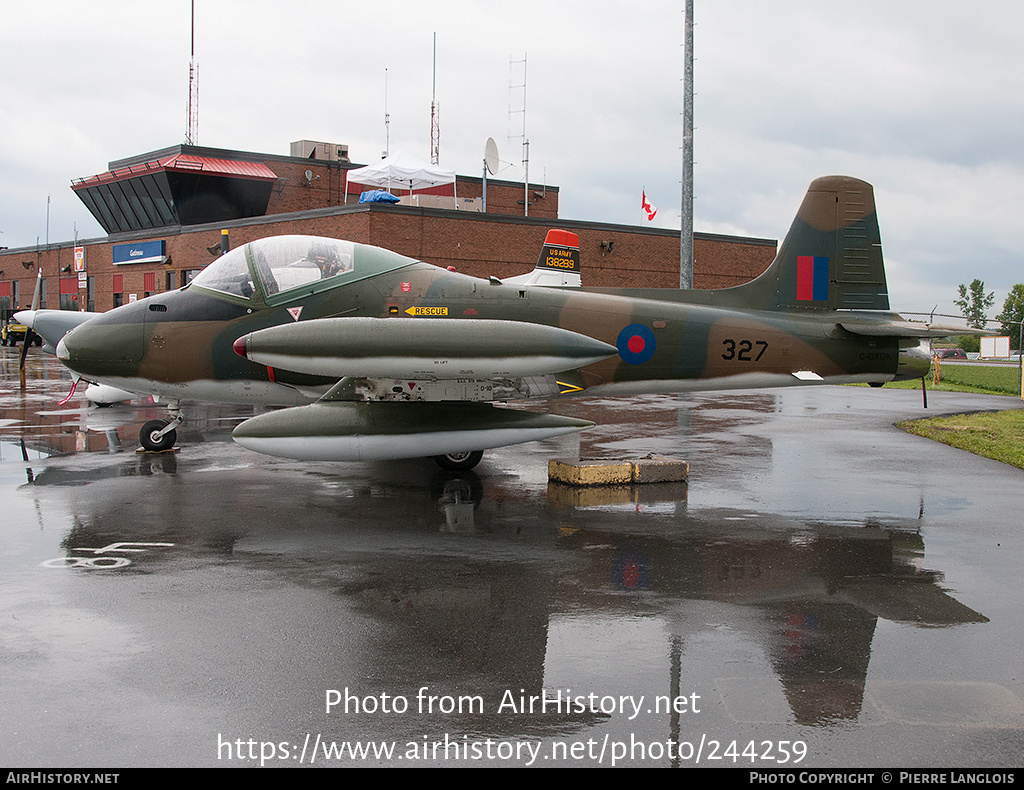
[
  {"x1": 139, "y1": 402, "x2": 183, "y2": 453},
  {"x1": 433, "y1": 450, "x2": 484, "y2": 471}
]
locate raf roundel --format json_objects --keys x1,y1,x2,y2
[{"x1": 616, "y1": 323, "x2": 656, "y2": 365}]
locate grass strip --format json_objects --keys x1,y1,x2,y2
[
  {"x1": 897, "y1": 410, "x2": 1024, "y2": 470},
  {"x1": 936, "y1": 363, "x2": 1022, "y2": 395},
  {"x1": 854, "y1": 363, "x2": 1022, "y2": 397}
]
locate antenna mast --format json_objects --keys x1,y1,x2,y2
[
  {"x1": 186, "y1": 0, "x2": 199, "y2": 145},
  {"x1": 429, "y1": 33, "x2": 440, "y2": 164},
  {"x1": 508, "y1": 54, "x2": 528, "y2": 216},
  {"x1": 384, "y1": 68, "x2": 390, "y2": 158}
]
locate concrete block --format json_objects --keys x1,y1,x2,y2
[
  {"x1": 548, "y1": 457, "x2": 688, "y2": 486},
  {"x1": 631, "y1": 457, "x2": 689, "y2": 484},
  {"x1": 547, "y1": 458, "x2": 634, "y2": 486}
]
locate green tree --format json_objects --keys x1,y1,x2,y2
[
  {"x1": 957, "y1": 334, "x2": 981, "y2": 354},
  {"x1": 995, "y1": 284, "x2": 1024, "y2": 350},
  {"x1": 954, "y1": 279, "x2": 995, "y2": 329}
]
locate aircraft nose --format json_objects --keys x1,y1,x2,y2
[
  {"x1": 56, "y1": 312, "x2": 146, "y2": 379},
  {"x1": 55, "y1": 336, "x2": 70, "y2": 362}
]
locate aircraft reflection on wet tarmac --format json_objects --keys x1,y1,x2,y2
[
  {"x1": 49, "y1": 480, "x2": 986, "y2": 731},
  {"x1": 3, "y1": 349, "x2": 1023, "y2": 767}
]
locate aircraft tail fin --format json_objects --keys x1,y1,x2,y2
[
  {"x1": 503, "y1": 229, "x2": 582, "y2": 287},
  {"x1": 722, "y1": 176, "x2": 890, "y2": 312}
]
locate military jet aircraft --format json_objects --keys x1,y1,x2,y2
[{"x1": 20, "y1": 176, "x2": 963, "y2": 470}]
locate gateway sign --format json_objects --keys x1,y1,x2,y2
[{"x1": 113, "y1": 240, "x2": 166, "y2": 265}]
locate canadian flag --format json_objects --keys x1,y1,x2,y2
[{"x1": 642, "y1": 190, "x2": 657, "y2": 221}]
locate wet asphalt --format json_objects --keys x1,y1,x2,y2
[{"x1": 2, "y1": 348, "x2": 1023, "y2": 768}]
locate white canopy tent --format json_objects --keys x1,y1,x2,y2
[{"x1": 345, "y1": 151, "x2": 457, "y2": 202}]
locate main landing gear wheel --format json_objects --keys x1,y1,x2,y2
[
  {"x1": 433, "y1": 450, "x2": 484, "y2": 471},
  {"x1": 140, "y1": 419, "x2": 176, "y2": 452}
]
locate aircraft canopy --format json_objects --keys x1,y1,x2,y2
[
  {"x1": 191, "y1": 236, "x2": 355, "y2": 300},
  {"x1": 190, "y1": 236, "x2": 416, "y2": 304}
]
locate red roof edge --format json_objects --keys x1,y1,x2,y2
[{"x1": 72, "y1": 155, "x2": 277, "y2": 190}]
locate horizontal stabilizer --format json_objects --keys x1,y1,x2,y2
[
  {"x1": 233, "y1": 316, "x2": 616, "y2": 379},
  {"x1": 232, "y1": 401, "x2": 594, "y2": 461},
  {"x1": 840, "y1": 319, "x2": 993, "y2": 338}
]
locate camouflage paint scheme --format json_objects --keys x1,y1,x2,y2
[{"x1": 39, "y1": 176, "x2": 948, "y2": 466}]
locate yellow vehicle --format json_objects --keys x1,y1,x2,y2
[{"x1": 1, "y1": 317, "x2": 39, "y2": 346}]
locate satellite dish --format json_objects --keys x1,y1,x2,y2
[
  {"x1": 305, "y1": 170, "x2": 314, "y2": 181},
  {"x1": 484, "y1": 137, "x2": 499, "y2": 175}
]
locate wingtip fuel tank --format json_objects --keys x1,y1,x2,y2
[{"x1": 232, "y1": 317, "x2": 617, "y2": 380}]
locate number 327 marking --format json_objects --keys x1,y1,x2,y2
[{"x1": 721, "y1": 339, "x2": 768, "y2": 361}]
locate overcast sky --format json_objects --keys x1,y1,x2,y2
[{"x1": 2, "y1": 1, "x2": 1022, "y2": 319}]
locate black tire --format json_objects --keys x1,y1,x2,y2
[
  {"x1": 433, "y1": 450, "x2": 484, "y2": 471},
  {"x1": 140, "y1": 419, "x2": 176, "y2": 452}
]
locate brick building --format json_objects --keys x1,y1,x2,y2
[{"x1": 0, "y1": 142, "x2": 776, "y2": 318}]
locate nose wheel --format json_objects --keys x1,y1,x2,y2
[
  {"x1": 140, "y1": 420, "x2": 177, "y2": 452},
  {"x1": 433, "y1": 450, "x2": 484, "y2": 471},
  {"x1": 139, "y1": 406, "x2": 183, "y2": 453}
]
